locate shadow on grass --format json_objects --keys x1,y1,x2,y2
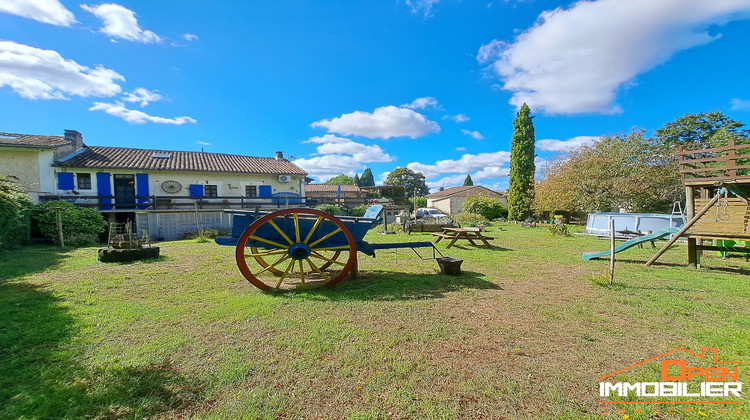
[
  {"x1": 437, "y1": 244, "x2": 514, "y2": 252},
  {"x1": 0, "y1": 258, "x2": 202, "y2": 418},
  {"x1": 0, "y1": 245, "x2": 69, "y2": 281},
  {"x1": 276, "y1": 270, "x2": 502, "y2": 302}
]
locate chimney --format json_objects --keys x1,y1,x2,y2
[
  {"x1": 275, "y1": 151, "x2": 284, "y2": 160},
  {"x1": 64, "y1": 130, "x2": 84, "y2": 150}
]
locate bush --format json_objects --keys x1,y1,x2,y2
[
  {"x1": 462, "y1": 194, "x2": 508, "y2": 221},
  {"x1": 0, "y1": 175, "x2": 32, "y2": 249},
  {"x1": 30, "y1": 201, "x2": 106, "y2": 246},
  {"x1": 347, "y1": 204, "x2": 368, "y2": 217},
  {"x1": 312, "y1": 204, "x2": 340, "y2": 216},
  {"x1": 453, "y1": 213, "x2": 487, "y2": 227},
  {"x1": 548, "y1": 224, "x2": 570, "y2": 236}
]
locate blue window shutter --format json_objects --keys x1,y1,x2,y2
[
  {"x1": 189, "y1": 184, "x2": 204, "y2": 197},
  {"x1": 259, "y1": 185, "x2": 272, "y2": 197},
  {"x1": 57, "y1": 172, "x2": 74, "y2": 190},
  {"x1": 96, "y1": 172, "x2": 112, "y2": 209},
  {"x1": 135, "y1": 173, "x2": 149, "y2": 207}
]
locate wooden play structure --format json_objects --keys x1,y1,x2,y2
[{"x1": 646, "y1": 138, "x2": 750, "y2": 267}]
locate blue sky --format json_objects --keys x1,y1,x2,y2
[{"x1": 2, "y1": 0, "x2": 750, "y2": 191}]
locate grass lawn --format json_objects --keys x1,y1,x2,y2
[{"x1": 1, "y1": 223, "x2": 748, "y2": 419}]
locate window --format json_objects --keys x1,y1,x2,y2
[
  {"x1": 245, "y1": 185, "x2": 257, "y2": 197},
  {"x1": 204, "y1": 185, "x2": 218, "y2": 197},
  {"x1": 77, "y1": 173, "x2": 92, "y2": 189}
]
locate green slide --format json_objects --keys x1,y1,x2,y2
[{"x1": 582, "y1": 227, "x2": 681, "y2": 261}]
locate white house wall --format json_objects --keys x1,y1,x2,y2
[{"x1": 52, "y1": 168, "x2": 304, "y2": 198}]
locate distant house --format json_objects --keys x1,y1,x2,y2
[
  {"x1": 305, "y1": 184, "x2": 364, "y2": 199},
  {"x1": 0, "y1": 130, "x2": 308, "y2": 239},
  {"x1": 426, "y1": 185, "x2": 507, "y2": 215}
]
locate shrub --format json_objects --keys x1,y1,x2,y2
[
  {"x1": 0, "y1": 175, "x2": 32, "y2": 249},
  {"x1": 312, "y1": 204, "x2": 340, "y2": 216},
  {"x1": 548, "y1": 224, "x2": 570, "y2": 236},
  {"x1": 347, "y1": 204, "x2": 368, "y2": 217},
  {"x1": 462, "y1": 194, "x2": 508, "y2": 221},
  {"x1": 453, "y1": 213, "x2": 487, "y2": 227},
  {"x1": 30, "y1": 201, "x2": 106, "y2": 246},
  {"x1": 183, "y1": 229, "x2": 229, "y2": 240}
]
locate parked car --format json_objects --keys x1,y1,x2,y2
[{"x1": 415, "y1": 208, "x2": 450, "y2": 222}]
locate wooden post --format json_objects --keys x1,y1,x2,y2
[
  {"x1": 645, "y1": 192, "x2": 720, "y2": 267},
  {"x1": 609, "y1": 219, "x2": 615, "y2": 285},
  {"x1": 54, "y1": 207, "x2": 65, "y2": 248}
]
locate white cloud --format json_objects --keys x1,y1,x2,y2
[
  {"x1": 443, "y1": 114, "x2": 470, "y2": 123},
  {"x1": 293, "y1": 155, "x2": 361, "y2": 182},
  {"x1": 730, "y1": 98, "x2": 750, "y2": 110},
  {"x1": 0, "y1": 41, "x2": 124, "y2": 99},
  {"x1": 427, "y1": 174, "x2": 469, "y2": 190},
  {"x1": 456, "y1": 146, "x2": 466, "y2": 151},
  {"x1": 183, "y1": 33, "x2": 199, "y2": 41},
  {"x1": 479, "y1": 0, "x2": 750, "y2": 114},
  {"x1": 405, "y1": 0, "x2": 440, "y2": 17},
  {"x1": 81, "y1": 3, "x2": 162, "y2": 43},
  {"x1": 401, "y1": 96, "x2": 440, "y2": 110},
  {"x1": 89, "y1": 101, "x2": 196, "y2": 125},
  {"x1": 305, "y1": 134, "x2": 395, "y2": 162},
  {"x1": 461, "y1": 129, "x2": 485, "y2": 140},
  {"x1": 407, "y1": 151, "x2": 511, "y2": 179},
  {"x1": 311, "y1": 105, "x2": 440, "y2": 139},
  {"x1": 121, "y1": 87, "x2": 163, "y2": 107},
  {"x1": 196, "y1": 140, "x2": 212, "y2": 146},
  {"x1": 0, "y1": 0, "x2": 75, "y2": 26},
  {"x1": 536, "y1": 135, "x2": 600, "y2": 152},
  {"x1": 473, "y1": 166, "x2": 510, "y2": 179}
]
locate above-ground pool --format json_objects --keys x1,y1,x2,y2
[{"x1": 585, "y1": 212, "x2": 685, "y2": 235}]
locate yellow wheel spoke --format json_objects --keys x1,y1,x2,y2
[
  {"x1": 308, "y1": 227, "x2": 343, "y2": 248},
  {"x1": 275, "y1": 259, "x2": 295, "y2": 289},
  {"x1": 293, "y1": 213, "x2": 301, "y2": 243},
  {"x1": 306, "y1": 258, "x2": 330, "y2": 282},
  {"x1": 268, "y1": 219, "x2": 294, "y2": 245},
  {"x1": 310, "y1": 245, "x2": 351, "y2": 252},
  {"x1": 310, "y1": 251, "x2": 346, "y2": 266},
  {"x1": 244, "y1": 249, "x2": 288, "y2": 258},
  {"x1": 253, "y1": 255, "x2": 290, "y2": 276},
  {"x1": 303, "y1": 216, "x2": 324, "y2": 244},
  {"x1": 247, "y1": 234, "x2": 288, "y2": 249}
]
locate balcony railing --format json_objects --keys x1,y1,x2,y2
[
  {"x1": 38, "y1": 195, "x2": 408, "y2": 211},
  {"x1": 679, "y1": 137, "x2": 750, "y2": 184}
]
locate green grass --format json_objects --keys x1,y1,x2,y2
[{"x1": 0, "y1": 223, "x2": 748, "y2": 419}]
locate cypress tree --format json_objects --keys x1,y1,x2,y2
[
  {"x1": 463, "y1": 175, "x2": 473, "y2": 186},
  {"x1": 354, "y1": 173, "x2": 360, "y2": 186},
  {"x1": 359, "y1": 168, "x2": 375, "y2": 187},
  {"x1": 508, "y1": 103, "x2": 536, "y2": 221}
]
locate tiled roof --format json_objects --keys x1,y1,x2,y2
[
  {"x1": 0, "y1": 132, "x2": 71, "y2": 148},
  {"x1": 305, "y1": 184, "x2": 362, "y2": 192},
  {"x1": 426, "y1": 185, "x2": 503, "y2": 199},
  {"x1": 54, "y1": 146, "x2": 307, "y2": 175}
]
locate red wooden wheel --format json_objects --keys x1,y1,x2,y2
[{"x1": 235, "y1": 208, "x2": 357, "y2": 290}]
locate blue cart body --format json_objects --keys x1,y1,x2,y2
[{"x1": 215, "y1": 205, "x2": 435, "y2": 256}]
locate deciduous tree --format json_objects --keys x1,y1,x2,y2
[
  {"x1": 535, "y1": 130, "x2": 682, "y2": 216},
  {"x1": 325, "y1": 174, "x2": 355, "y2": 185},
  {"x1": 384, "y1": 167, "x2": 429, "y2": 197}
]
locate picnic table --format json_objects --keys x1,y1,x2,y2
[{"x1": 432, "y1": 227, "x2": 495, "y2": 249}]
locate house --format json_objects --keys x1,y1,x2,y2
[
  {"x1": 305, "y1": 184, "x2": 364, "y2": 199},
  {"x1": 426, "y1": 185, "x2": 507, "y2": 215},
  {"x1": 0, "y1": 130, "x2": 308, "y2": 239}
]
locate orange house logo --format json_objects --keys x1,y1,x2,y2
[{"x1": 599, "y1": 347, "x2": 743, "y2": 410}]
